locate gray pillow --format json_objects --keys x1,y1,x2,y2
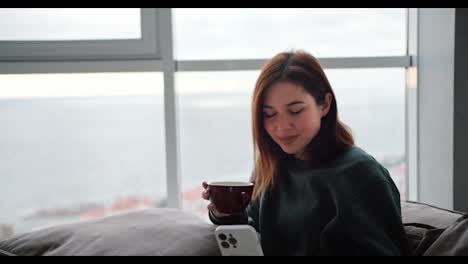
[
  {"x1": 402, "y1": 201, "x2": 464, "y2": 229},
  {"x1": 404, "y1": 224, "x2": 445, "y2": 256},
  {"x1": 424, "y1": 214, "x2": 468, "y2": 256},
  {"x1": 0, "y1": 208, "x2": 220, "y2": 256},
  {"x1": 402, "y1": 201, "x2": 467, "y2": 256}
]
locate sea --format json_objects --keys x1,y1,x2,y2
[{"x1": 0, "y1": 94, "x2": 405, "y2": 236}]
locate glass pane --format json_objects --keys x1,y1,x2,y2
[
  {"x1": 174, "y1": 8, "x2": 406, "y2": 60},
  {"x1": 177, "y1": 72, "x2": 258, "y2": 221},
  {"x1": 0, "y1": 8, "x2": 141, "y2": 41},
  {"x1": 177, "y1": 69, "x2": 406, "y2": 221},
  {"x1": 0, "y1": 72, "x2": 165, "y2": 239},
  {"x1": 327, "y1": 68, "x2": 407, "y2": 197}
]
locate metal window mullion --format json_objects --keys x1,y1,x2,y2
[
  {"x1": 0, "y1": 60, "x2": 164, "y2": 74},
  {"x1": 159, "y1": 8, "x2": 182, "y2": 209},
  {"x1": 175, "y1": 56, "x2": 412, "y2": 72},
  {"x1": 406, "y1": 8, "x2": 419, "y2": 202}
]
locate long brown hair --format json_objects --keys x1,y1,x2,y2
[{"x1": 251, "y1": 50, "x2": 354, "y2": 200}]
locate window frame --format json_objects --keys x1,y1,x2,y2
[
  {"x1": 0, "y1": 9, "x2": 161, "y2": 62},
  {"x1": 0, "y1": 8, "x2": 416, "y2": 209}
]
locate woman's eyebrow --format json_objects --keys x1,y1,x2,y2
[
  {"x1": 286, "y1": 101, "x2": 305, "y2": 107},
  {"x1": 263, "y1": 101, "x2": 305, "y2": 109}
]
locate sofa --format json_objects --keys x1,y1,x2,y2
[
  {"x1": 402, "y1": 201, "x2": 468, "y2": 255},
  {"x1": 0, "y1": 201, "x2": 467, "y2": 256}
]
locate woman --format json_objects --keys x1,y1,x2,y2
[{"x1": 202, "y1": 50, "x2": 410, "y2": 256}]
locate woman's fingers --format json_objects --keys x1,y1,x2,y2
[
  {"x1": 201, "y1": 182, "x2": 210, "y2": 200},
  {"x1": 203, "y1": 181, "x2": 232, "y2": 217},
  {"x1": 207, "y1": 203, "x2": 231, "y2": 218},
  {"x1": 202, "y1": 189, "x2": 210, "y2": 200},
  {"x1": 207, "y1": 203, "x2": 216, "y2": 212}
]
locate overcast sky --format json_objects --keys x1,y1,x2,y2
[
  {"x1": 0, "y1": 8, "x2": 141, "y2": 40},
  {"x1": 0, "y1": 8, "x2": 406, "y2": 98}
]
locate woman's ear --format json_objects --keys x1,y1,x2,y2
[{"x1": 320, "y1": 93, "x2": 333, "y2": 118}]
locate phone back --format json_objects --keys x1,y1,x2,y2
[{"x1": 214, "y1": 225, "x2": 264, "y2": 256}]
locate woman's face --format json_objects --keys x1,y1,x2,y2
[{"x1": 262, "y1": 81, "x2": 331, "y2": 160}]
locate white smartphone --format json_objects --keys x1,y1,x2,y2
[{"x1": 214, "y1": 225, "x2": 264, "y2": 256}]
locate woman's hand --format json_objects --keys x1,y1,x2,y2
[{"x1": 202, "y1": 181, "x2": 232, "y2": 218}]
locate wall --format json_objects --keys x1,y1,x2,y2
[
  {"x1": 454, "y1": 8, "x2": 468, "y2": 212},
  {"x1": 418, "y1": 8, "x2": 455, "y2": 210}
]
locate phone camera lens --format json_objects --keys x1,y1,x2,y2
[
  {"x1": 229, "y1": 237, "x2": 238, "y2": 245},
  {"x1": 221, "y1": 241, "x2": 230, "y2": 248}
]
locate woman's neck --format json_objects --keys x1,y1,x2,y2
[{"x1": 294, "y1": 151, "x2": 310, "y2": 161}]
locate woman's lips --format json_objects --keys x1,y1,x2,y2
[{"x1": 277, "y1": 135, "x2": 299, "y2": 144}]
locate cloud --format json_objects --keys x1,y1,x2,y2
[
  {"x1": 173, "y1": 8, "x2": 406, "y2": 59},
  {"x1": 0, "y1": 8, "x2": 140, "y2": 41}
]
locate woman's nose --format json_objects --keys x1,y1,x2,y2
[{"x1": 275, "y1": 115, "x2": 293, "y2": 131}]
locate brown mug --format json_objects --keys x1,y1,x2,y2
[{"x1": 208, "y1": 181, "x2": 254, "y2": 215}]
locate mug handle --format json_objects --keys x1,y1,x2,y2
[{"x1": 241, "y1": 192, "x2": 251, "y2": 207}]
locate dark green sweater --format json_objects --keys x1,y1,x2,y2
[{"x1": 209, "y1": 147, "x2": 411, "y2": 256}]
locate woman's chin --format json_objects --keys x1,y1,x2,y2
[
  {"x1": 280, "y1": 145, "x2": 307, "y2": 159},
  {"x1": 280, "y1": 146, "x2": 298, "y2": 155}
]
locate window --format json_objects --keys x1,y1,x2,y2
[
  {"x1": 0, "y1": 72, "x2": 166, "y2": 235},
  {"x1": 326, "y1": 68, "x2": 407, "y2": 196},
  {"x1": 173, "y1": 8, "x2": 406, "y2": 60},
  {"x1": 174, "y1": 9, "x2": 409, "y2": 220},
  {"x1": 0, "y1": 8, "x2": 160, "y2": 61},
  {"x1": 0, "y1": 8, "x2": 412, "y2": 233},
  {"x1": 0, "y1": 8, "x2": 141, "y2": 41},
  {"x1": 176, "y1": 71, "x2": 258, "y2": 219}
]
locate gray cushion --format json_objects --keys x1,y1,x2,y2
[
  {"x1": 0, "y1": 208, "x2": 220, "y2": 256},
  {"x1": 1, "y1": 201, "x2": 465, "y2": 256},
  {"x1": 404, "y1": 224, "x2": 445, "y2": 256},
  {"x1": 424, "y1": 214, "x2": 468, "y2": 256},
  {"x1": 402, "y1": 201, "x2": 466, "y2": 256},
  {"x1": 402, "y1": 201, "x2": 463, "y2": 229}
]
